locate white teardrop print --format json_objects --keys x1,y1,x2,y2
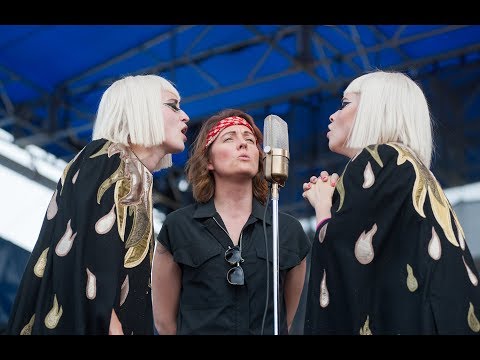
[
  {"x1": 319, "y1": 269, "x2": 329, "y2": 308},
  {"x1": 55, "y1": 219, "x2": 77, "y2": 257},
  {"x1": 428, "y1": 227, "x2": 442, "y2": 260},
  {"x1": 462, "y1": 256, "x2": 478, "y2": 286},
  {"x1": 318, "y1": 222, "x2": 328, "y2": 243},
  {"x1": 354, "y1": 224, "x2": 377, "y2": 265},
  {"x1": 86, "y1": 268, "x2": 97, "y2": 300},
  {"x1": 362, "y1": 161, "x2": 375, "y2": 189},
  {"x1": 72, "y1": 169, "x2": 80, "y2": 184},
  {"x1": 46, "y1": 190, "x2": 58, "y2": 220},
  {"x1": 95, "y1": 204, "x2": 116, "y2": 234},
  {"x1": 120, "y1": 275, "x2": 130, "y2": 306}
]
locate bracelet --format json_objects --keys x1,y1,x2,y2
[{"x1": 316, "y1": 217, "x2": 331, "y2": 233}]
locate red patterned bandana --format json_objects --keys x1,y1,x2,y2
[{"x1": 205, "y1": 116, "x2": 256, "y2": 149}]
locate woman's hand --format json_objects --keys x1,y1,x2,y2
[{"x1": 302, "y1": 170, "x2": 338, "y2": 224}]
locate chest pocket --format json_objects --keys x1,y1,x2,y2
[
  {"x1": 254, "y1": 240, "x2": 302, "y2": 271},
  {"x1": 173, "y1": 242, "x2": 222, "y2": 268}
]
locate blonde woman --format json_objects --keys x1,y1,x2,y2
[
  {"x1": 7, "y1": 74, "x2": 189, "y2": 335},
  {"x1": 303, "y1": 70, "x2": 480, "y2": 335}
]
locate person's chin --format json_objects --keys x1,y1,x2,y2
[
  {"x1": 170, "y1": 142, "x2": 186, "y2": 154},
  {"x1": 176, "y1": 143, "x2": 186, "y2": 152}
]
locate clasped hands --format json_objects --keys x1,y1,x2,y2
[{"x1": 302, "y1": 170, "x2": 339, "y2": 208}]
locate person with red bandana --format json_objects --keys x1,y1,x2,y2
[{"x1": 151, "y1": 108, "x2": 311, "y2": 335}]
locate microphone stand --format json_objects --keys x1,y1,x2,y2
[
  {"x1": 264, "y1": 145, "x2": 289, "y2": 335},
  {"x1": 270, "y1": 182, "x2": 280, "y2": 335}
]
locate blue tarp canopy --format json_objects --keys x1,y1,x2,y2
[{"x1": 1, "y1": 25, "x2": 480, "y2": 217}]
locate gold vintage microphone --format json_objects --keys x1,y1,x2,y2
[{"x1": 263, "y1": 114, "x2": 290, "y2": 187}]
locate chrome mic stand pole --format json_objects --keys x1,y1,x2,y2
[
  {"x1": 264, "y1": 143, "x2": 289, "y2": 336},
  {"x1": 271, "y1": 182, "x2": 280, "y2": 335}
]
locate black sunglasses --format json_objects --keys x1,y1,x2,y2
[{"x1": 225, "y1": 245, "x2": 244, "y2": 286}]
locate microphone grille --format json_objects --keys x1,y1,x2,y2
[{"x1": 263, "y1": 114, "x2": 289, "y2": 151}]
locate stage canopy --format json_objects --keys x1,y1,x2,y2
[{"x1": 1, "y1": 25, "x2": 480, "y2": 218}]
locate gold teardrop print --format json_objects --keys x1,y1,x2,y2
[
  {"x1": 359, "y1": 315, "x2": 372, "y2": 335},
  {"x1": 95, "y1": 204, "x2": 116, "y2": 234},
  {"x1": 320, "y1": 269, "x2": 329, "y2": 308},
  {"x1": 72, "y1": 169, "x2": 79, "y2": 184},
  {"x1": 34, "y1": 247, "x2": 49, "y2": 278},
  {"x1": 354, "y1": 224, "x2": 377, "y2": 265},
  {"x1": 387, "y1": 142, "x2": 459, "y2": 249},
  {"x1": 60, "y1": 150, "x2": 82, "y2": 196},
  {"x1": 44, "y1": 294, "x2": 63, "y2": 329},
  {"x1": 458, "y1": 226, "x2": 466, "y2": 251},
  {"x1": 46, "y1": 190, "x2": 58, "y2": 220},
  {"x1": 125, "y1": 204, "x2": 151, "y2": 248},
  {"x1": 89, "y1": 140, "x2": 111, "y2": 158},
  {"x1": 114, "y1": 180, "x2": 129, "y2": 242},
  {"x1": 124, "y1": 182, "x2": 153, "y2": 269},
  {"x1": 20, "y1": 314, "x2": 35, "y2": 335},
  {"x1": 97, "y1": 162, "x2": 124, "y2": 205},
  {"x1": 428, "y1": 227, "x2": 442, "y2": 260},
  {"x1": 428, "y1": 172, "x2": 459, "y2": 247},
  {"x1": 120, "y1": 275, "x2": 130, "y2": 306},
  {"x1": 362, "y1": 161, "x2": 375, "y2": 189},
  {"x1": 365, "y1": 144, "x2": 384, "y2": 167},
  {"x1": 86, "y1": 268, "x2": 97, "y2": 300},
  {"x1": 55, "y1": 219, "x2": 77, "y2": 257},
  {"x1": 124, "y1": 237, "x2": 150, "y2": 269},
  {"x1": 462, "y1": 256, "x2": 478, "y2": 286},
  {"x1": 406, "y1": 264, "x2": 418, "y2": 292},
  {"x1": 468, "y1": 302, "x2": 480, "y2": 333}
]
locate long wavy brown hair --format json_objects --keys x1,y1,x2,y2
[{"x1": 186, "y1": 109, "x2": 268, "y2": 205}]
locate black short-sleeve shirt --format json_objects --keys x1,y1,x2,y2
[{"x1": 157, "y1": 197, "x2": 311, "y2": 335}]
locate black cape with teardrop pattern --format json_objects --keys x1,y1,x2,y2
[
  {"x1": 6, "y1": 139, "x2": 154, "y2": 335},
  {"x1": 304, "y1": 143, "x2": 480, "y2": 335}
]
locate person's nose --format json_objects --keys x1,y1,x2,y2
[
  {"x1": 329, "y1": 111, "x2": 337, "y2": 122},
  {"x1": 180, "y1": 109, "x2": 189, "y2": 123},
  {"x1": 238, "y1": 139, "x2": 248, "y2": 149}
]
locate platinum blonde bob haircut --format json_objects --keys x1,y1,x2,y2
[
  {"x1": 92, "y1": 74, "x2": 180, "y2": 169},
  {"x1": 345, "y1": 70, "x2": 433, "y2": 168}
]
